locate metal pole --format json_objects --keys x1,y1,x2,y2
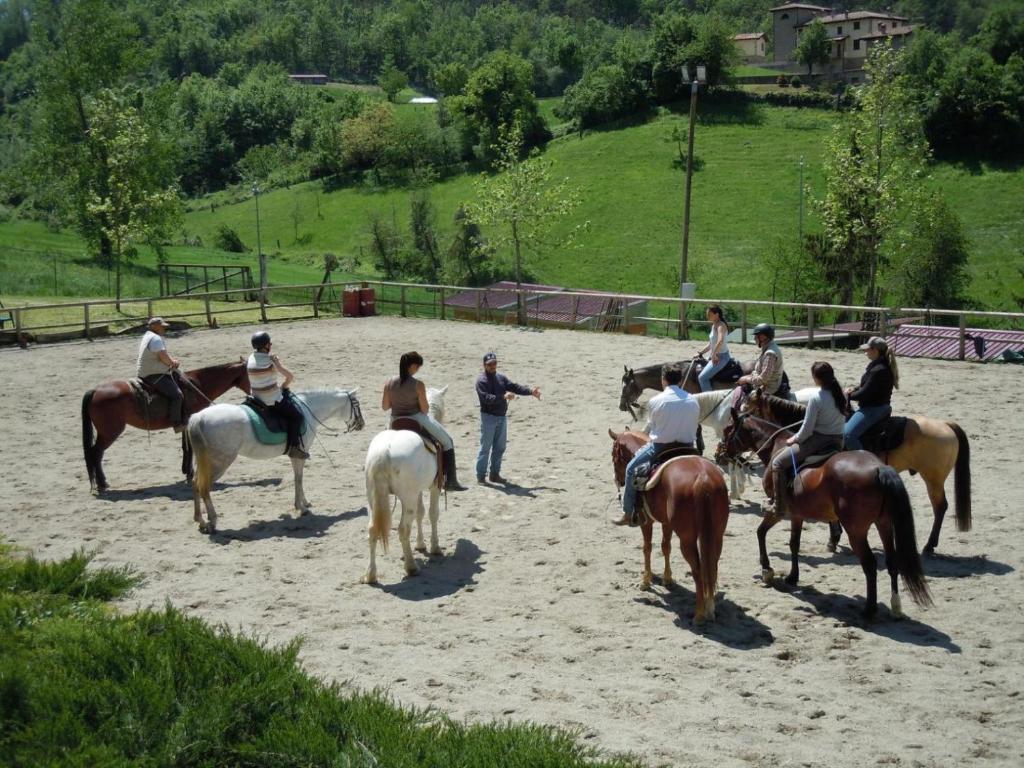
[
  {"x1": 798, "y1": 156, "x2": 805, "y2": 245},
  {"x1": 679, "y1": 77, "x2": 699, "y2": 341},
  {"x1": 254, "y1": 184, "x2": 267, "y2": 322}
]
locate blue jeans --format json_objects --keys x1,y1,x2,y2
[
  {"x1": 844, "y1": 404, "x2": 892, "y2": 450},
  {"x1": 622, "y1": 441, "x2": 658, "y2": 515},
  {"x1": 476, "y1": 413, "x2": 508, "y2": 480},
  {"x1": 697, "y1": 352, "x2": 731, "y2": 392}
]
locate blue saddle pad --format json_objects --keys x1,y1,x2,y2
[{"x1": 242, "y1": 401, "x2": 307, "y2": 446}]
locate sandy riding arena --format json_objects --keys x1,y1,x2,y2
[{"x1": 3, "y1": 316, "x2": 1023, "y2": 767}]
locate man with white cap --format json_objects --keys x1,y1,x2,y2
[
  {"x1": 137, "y1": 316, "x2": 185, "y2": 430},
  {"x1": 475, "y1": 351, "x2": 540, "y2": 484}
]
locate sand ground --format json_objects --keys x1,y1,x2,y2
[{"x1": 2, "y1": 316, "x2": 1022, "y2": 767}]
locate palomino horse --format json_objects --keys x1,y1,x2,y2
[
  {"x1": 82, "y1": 360, "x2": 251, "y2": 492},
  {"x1": 363, "y1": 386, "x2": 449, "y2": 584},
  {"x1": 608, "y1": 429, "x2": 730, "y2": 623},
  {"x1": 721, "y1": 411, "x2": 932, "y2": 619},
  {"x1": 742, "y1": 390, "x2": 971, "y2": 554},
  {"x1": 188, "y1": 388, "x2": 364, "y2": 534}
]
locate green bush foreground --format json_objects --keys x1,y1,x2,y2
[{"x1": 0, "y1": 545, "x2": 638, "y2": 767}]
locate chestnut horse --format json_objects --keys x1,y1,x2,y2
[
  {"x1": 81, "y1": 360, "x2": 250, "y2": 492},
  {"x1": 608, "y1": 429, "x2": 730, "y2": 623},
  {"x1": 742, "y1": 390, "x2": 971, "y2": 554},
  {"x1": 720, "y1": 411, "x2": 932, "y2": 619}
]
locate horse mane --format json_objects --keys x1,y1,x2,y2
[{"x1": 760, "y1": 393, "x2": 806, "y2": 422}]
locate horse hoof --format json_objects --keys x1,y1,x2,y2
[
  {"x1": 761, "y1": 568, "x2": 774, "y2": 585},
  {"x1": 361, "y1": 571, "x2": 378, "y2": 585},
  {"x1": 784, "y1": 573, "x2": 799, "y2": 586},
  {"x1": 889, "y1": 595, "x2": 904, "y2": 619},
  {"x1": 429, "y1": 546, "x2": 442, "y2": 556},
  {"x1": 198, "y1": 522, "x2": 214, "y2": 535},
  {"x1": 415, "y1": 544, "x2": 427, "y2": 554},
  {"x1": 922, "y1": 545, "x2": 936, "y2": 557}
]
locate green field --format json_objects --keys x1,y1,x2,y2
[{"x1": 1, "y1": 103, "x2": 1021, "y2": 311}]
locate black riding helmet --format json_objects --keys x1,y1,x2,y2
[
  {"x1": 251, "y1": 331, "x2": 271, "y2": 350},
  {"x1": 752, "y1": 323, "x2": 775, "y2": 340}
]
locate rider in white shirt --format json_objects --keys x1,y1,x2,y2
[
  {"x1": 613, "y1": 365, "x2": 700, "y2": 526},
  {"x1": 136, "y1": 316, "x2": 185, "y2": 430}
]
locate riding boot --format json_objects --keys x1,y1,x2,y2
[
  {"x1": 773, "y1": 467, "x2": 789, "y2": 517},
  {"x1": 442, "y1": 449, "x2": 467, "y2": 491}
]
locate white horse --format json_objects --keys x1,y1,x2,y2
[
  {"x1": 187, "y1": 388, "x2": 365, "y2": 534},
  {"x1": 363, "y1": 385, "x2": 449, "y2": 584},
  {"x1": 691, "y1": 387, "x2": 816, "y2": 500}
]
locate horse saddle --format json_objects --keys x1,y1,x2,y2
[
  {"x1": 633, "y1": 444, "x2": 700, "y2": 491},
  {"x1": 241, "y1": 396, "x2": 307, "y2": 446},
  {"x1": 128, "y1": 377, "x2": 189, "y2": 420},
  {"x1": 859, "y1": 416, "x2": 908, "y2": 454},
  {"x1": 693, "y1": 357, "x2": 744, "y2": 385},
  {"x1": 390, "y1": 417, "x2": 445, "y2": 488},
  {"x1": 793, "y1": 450, "x2": 839, "y2": 475}
]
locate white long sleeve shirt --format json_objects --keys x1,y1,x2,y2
[{"x1": 644, "y1": 385, "x2": 700, "y2": 444}]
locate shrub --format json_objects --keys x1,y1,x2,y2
[
  {"x1": 776, "y1": 74, "x2": 790, "y2": 87},
  {"x1": 790, "y1": 75, "x2": 803, "y2": 88},
  {"x1": 213, "y1": 224, "x2": 248, "y2": 253}
]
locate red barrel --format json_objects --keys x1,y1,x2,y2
[
  {"x1": 359, "y1": 287, "x2": 376, "y2": 316},
  {"x1": 343, "y1": 287, "x2": 360, "y2": 317}
]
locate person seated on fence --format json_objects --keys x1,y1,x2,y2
[
  {"x1": 765, "y1": 361, "x2": 846, "y2": 517},
  {"x1": 612, "y1": 364, "x2": 699, "y2": 527},
  {"x1": 247, "y1": 331, "x2": 308, "y2": 460},
  {"x1": 736, "y1": 322, "x2": 786, "y2": 396},
  {"x1": 137, "y1": 317, "x2": 185, "y2": 431},
  {"x1": 844, "y1": 336, "x2": 899, "y2": 451},
  {"x1": 695, "y1": 304, "x2": 732, "y2": 392},
  {"x1": 382, "y1": 351, "x2": 467, "y2": 491}
]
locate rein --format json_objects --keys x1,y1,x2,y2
[{"x1": 753, "y1": 421, "x2": 804, "y2": 456}]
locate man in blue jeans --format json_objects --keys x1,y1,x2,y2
[{"x1": 475, "y1": 352, "x2": 541, "y2": 484}]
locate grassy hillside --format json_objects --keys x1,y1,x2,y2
[{"x1": 2, "y1": 102, "x2": 1021, "y2": 311}]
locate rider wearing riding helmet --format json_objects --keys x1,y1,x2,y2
[
  {"x1": 737, "y1": 323, "x2": 786, "y2": 396},
  {"x1": 382, "y1": 351, "x2": 467, "y2": 491},
  {"x1": 247, "y1": 331, "x2": 308, "y2": 460}
]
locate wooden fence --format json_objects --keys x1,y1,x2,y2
[{"x1": 2, "y1": 280, "x2": 1022, "y2": 362}]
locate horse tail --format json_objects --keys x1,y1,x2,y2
[
  {"x1": 878, "y1": 465, "x2": 932, "y2": 608},
  {"x1": 695, "y1": 471, "x2": 721, "y2": 611},
  {"x1": 948, "y1": 422, "x2": 972, "y2": 532},
  {"x1": 365, "y1": 446, "x2": 392, "y2": 553},
  {"x1": 82, "y1": 390, "x2": 96, "y2": 487},
  {"x1": 188, "y1": 418, "x2": 213, "y2": 500}
]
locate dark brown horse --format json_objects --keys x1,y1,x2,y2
[
  {"x1": 742, "y1": 390, "x2": 971, "y2": 554},
  {"x1": 82, "y1": 360, "x2": 250, "y2": 492},
  {"x1": 609, "y1": 429, "x2": 730, "y2": 623},
  {"x1": 720, "y1": 411, "x2": 931, "y2": 619}
]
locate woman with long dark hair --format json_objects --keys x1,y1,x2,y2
[
  {"x1": 696, "y1": 304, "x2": 731, "y2": 392},
  {"x1": 765, "y1": 361, "x2": 846, "y2": 516},
  {"x1": 382, "y1": 351, "x2": 466, "y2": 490}
]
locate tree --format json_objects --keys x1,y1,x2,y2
[
  {"x1": 84, "y1": 89, "x2": 181, "y2": 309},
  {"x1": 795, "y1": 19, "x2": 831, "y2": 76},
  {"x1": 817, "y1": 45, "x2": 930, "y2": 312},
  {"x1": 444, "y1": 207, "x2": 493, "y2": 286},
  {"x1": 378, "y1": 59, "x2": 409, "y2": 103},
  {"x1": 406, "y1": 191, "x2": 442, "y2": 282},
  {"x1": 467, "y1": 125, "x2": 584, "y2": 325},
  {"x1": 450, "y1": 52, "x2": 550, "y2": 163},
  {"x1": 892, "y1": 195, "x2": 971, "y2": 309}
]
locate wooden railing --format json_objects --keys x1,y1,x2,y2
[{"x1": 2, "y1": 280, "x2": 1022, "y2": 362}]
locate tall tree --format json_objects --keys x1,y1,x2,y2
[
  {"x1": 467, "y1": 125, "x2": 584, "y2": 325},
  {"x1": 795, "y1": 19, "x2": 831, "y2": 76},
  {"x1": 84, "y1": 89, "x2": 181, "y2": 309},
  {"x1": 817, "y1": 45, "x2": 930, "y2": 311}
]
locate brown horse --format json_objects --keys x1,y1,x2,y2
[
  {"x1": 608, "y1": 429, "x2": 730, "y2": 623},
  {"x1": 619, "y1": 358, "x2": 752, "y2": 419},
  {"x1": 742, "y1": 390, "x2": 971, "y2": 554},
  {"x1": 81, "y1": 360, "x2": 250, "y2": 492},
  {"x1": 720, "y1": 411, "x2": 932, "y2": 619}
]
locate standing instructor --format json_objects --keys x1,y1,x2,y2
[{"x1": 475, "y1": 351, "x2": 540, "y2": 484}]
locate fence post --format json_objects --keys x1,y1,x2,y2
[
  {"x1": 84, "y1": 304, "x2": 90, "y2": 340},
  {"x1": 880, "y1": 309, "x2": 888, "y2": 337},
  {"x1": 260, "y1": 290, "x2": 268, "y2": 323},
  {"x1": 400, "y1": 286, "x2": 407, "y2": 317},
  {"x1": 806, "y1": 307, "x2": 815, "y2": 349},
  {"x1": 147, "y1": 299, "x2": 153, "y2": 322},
  {"x1": 622, "y1": 298, "x2": 630, "y2": 334},
  {"x1": 312, "y1": 288, "x2": 319, "y2": 319},
  {"x1": 741, "y1": 304, "x2": 748, "y2": 345},
  {"x1": 571, "y1": 295, "x2": 579, "y2": 327},
  {"x1": 440, "y1": 287, "x2": 446, "y2": 320},
  {"x1": 475, "y1": 290, "x2": 481, "y2": 323},
  {"x1": 14, "y1": 308, "x2": 22, "y2": 335},
  {"x1": 958, "y1": 313, "x2": 966, "y2": 361},
  {"x1": 204, "y1": 294, "x2": 212, "y2": 327}
]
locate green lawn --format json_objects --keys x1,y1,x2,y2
[
  {"x1": 2, "y1": 103, "x2": 1021, "y2": 311},
  {"x1": 735, "y1": 64, "x2": 785, "y2": 77}
]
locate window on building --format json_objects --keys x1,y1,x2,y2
[
  {"x1": 854, "y1": 21, "x2": 860, "y2": 30},
  {"x1": 853, "y1": 39, "x2": 860, "y2": 50},
  {"x1": 781, "y1": 12, "x2": 789, "y2": 19},
  {"x1": 837, "y1": 25, "x2": 843, "y2": 34}
]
